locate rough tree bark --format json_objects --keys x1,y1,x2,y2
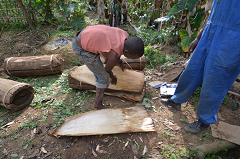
[{"x1": 15, "y1": 0, "x2": 36, "y2": 30}]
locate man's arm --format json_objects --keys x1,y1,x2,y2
[
  {"x1": 104, "y1": 50, "x2": 120, "y2": 85},
  {"x1": 188, "y1": 26, "x2": 205, "y2": 54}
]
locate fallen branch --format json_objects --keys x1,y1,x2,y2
[{"x1": 227, "y1": 90, "x2": 240, "y2": 97}]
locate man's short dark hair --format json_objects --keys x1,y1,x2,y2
[{"x1": 124, "y1": 37, "x2": 144, "y2": 57}]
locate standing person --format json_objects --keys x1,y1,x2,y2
[
  {"x1": 72, "y1": 25, "x2": 144, "y2": 110},
  {"x1": 161, "y1": 0, "x2": 240, "y2": 133}
]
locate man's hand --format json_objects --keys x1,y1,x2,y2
[
  {"x1": 103, "y1": 50, "x2": 120, "y2": 85},
  {"x1": 110, "y1": 75, "x2": 117, "y2": 85},
  {"x1": 188, "y1": 27, "x2": 205, "y2": 54},
  {"x1": 188, "y1": 39, "x2": 199, "y2": 54}
]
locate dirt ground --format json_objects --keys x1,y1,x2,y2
[{"x1": 0, "y1": 26, "x2": 240, "y2": 158}]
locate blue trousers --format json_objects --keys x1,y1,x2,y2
[{"x1": 171, "y1": 24, "x2": 240, "y2": 124}]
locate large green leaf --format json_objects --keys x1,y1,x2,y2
[
  {"x1": 179, "y1": 29, "x2": 197, "y2": 52},
  {"x1": 169, "y1": 0, "x2": 187, "y2": 15},
  {"x1": 71, "y1": 17, "x2": 84, "y2": 30},
  {"x1": 190, "y1": 12, "x2": 202, "y2": 28},
  {"x1": 187, "y1": 0, "x2": 199, "y2": 12},
  {"x1": 169, "y1": 0, "x2": 199, "y2": 15}
]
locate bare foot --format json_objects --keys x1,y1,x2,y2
[
  {"x1": 215, "y1": 120, "x2": 220, "y2": 126},
  {"x1": 94, "y1": 104, "x2": 107, "y2": 110}
]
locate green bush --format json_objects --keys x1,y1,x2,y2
[{"x1": 1, "y1": 22, "x2": 30, "y2": 31}]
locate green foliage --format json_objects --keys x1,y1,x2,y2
[
  {"x1": 137, "y1": 98, "x2": 151, "y2": 109},
  {"x1": 154, "y1": 0, "x2": 203, "y2": 52},
  {"x1": 144, "y1": 45, "x2": 163, "y2": 68},
  {"x1": 222, "y1": 96, "x2": 229, "y2": 105},
  {"x1": 144, "y1": 45, "x2": 177, "y2": 68},
  {"x1": 179, "y1": 148, "x2": 187, "y2": 157},
  {"x1": 180, "y1": 120, "x2": 189, "y2": 124},
  {"x1": 179, "y1": 29, "x2": 198, "y2": 52},
  {"x1": 170, "y1": 0, "x2": 199, "y2": 14},
  {"x1": 12, "y1": 70, "x2": 94, "y2": 129},
  {"x1": 228, "y1": 99, "x2": 240, "y2": 111},
  {"x1": 1, "y1": 22, "x2": 30, "y2": 31},
  {"x1": 23, "y1": 139, "x2": 30, "y2": 150},
  {"x1": 191, "y1": 10, "x2": 205, "y2": 29},
  {"x1": 169, "y1": 0, "x2": 187, "y2": 15},
  {"x1": 57, "y1": 2, "x2": 86, "y2": 30},
  {"x1": 34, "y1": 0, "x2": 55, "y2": 21},
  {"x1": 137, "y1": 27, "x2": 176, "y2": 46}
]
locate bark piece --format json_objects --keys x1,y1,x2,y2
[
  {"x1": 68, "y1": 65, "x2": 145, "y2": 93},
  {"x1": 51, "y1": 105, "x2": 156, "y2": 137},
  {"x1": 0, "y1": 78, "x2": 34, "y2": 110},
  {"x1": 68, "y1": 66, "x2": 145, "y2": 102},
  {"x1": 211, "y1": 121, "x2": 240, "y2": 145},
  {"x1": 3, "y1": 54, "x2": 63, "y2": 77}
]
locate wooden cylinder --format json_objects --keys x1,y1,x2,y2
[
  {"x1": 3, "y1": 54, "x2": 63, "y2": 77},
  {"x1": 101, "y1": 55, "x2": 146, "y2": 70},
  {"x1": 0, "y1": 78, "x2": 34, "y2": 110},
  {"x1": 120, "y1": 55, "x2": 146, "y2": 70},
  {"x1": 68, "y1": 74, "x2": 96, "y2": 90}
]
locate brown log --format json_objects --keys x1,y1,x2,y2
[
  {"x1": 0, "y1": 78, "x2": 34, "y2": 110},
  {"x1": 191, "y1": 140, "x2": 239, "y2": 159},
  {"x1": 3, "y1": 54, "x2": 63, "y2": 77},
  {"x1": 120, "y1": 55, "x2": 146, "y2": 70},
  {"x1": 68, "y1": 66, "x2": 145, "y2": 102}
]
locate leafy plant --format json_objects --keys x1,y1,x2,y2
[
  {"x1": 137, "y1": 27, "x2": 176, "y2": 46},
  {"x1": 57, "y1": 2, "x2": 86, "y2": 30},
  {"x1": 23, "y1": 139, "x2": 30, "y2": 150},
  {"x1": 169, "y1": 0, "x2": 199, "y2": 15},
  {"x1": 179, "y1": 148, "x2": 187, "y2": 157},
  {"x1": 179, "y1": 29, "x2": 197, "y2": 52},
  {"x1": 154, "y1": 0, "x2": 204, "y2": 52}
]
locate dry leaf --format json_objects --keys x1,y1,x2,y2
[
  {"x1": 96, "y1": 145, "x2": 107, "y2": 154},
  {"x1": 96, "y1": 145, "x2": 100, "y2": 152},
  {"x1": 142, "y1": 146, "x2": 147, "y2": 155},
  {"x1": 41, "y1": 147, "x2": 47, "y2": 154},
  {"x1": 124, "y1": 141, "x2": 129, "y2": 147},
  {"x1": 132, "y1": 144, "x2": 138, "y2": 155}
]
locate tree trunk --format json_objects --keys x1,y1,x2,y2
[{"x1": 15, "y1": 0, "x2": 36, "y2": 30}]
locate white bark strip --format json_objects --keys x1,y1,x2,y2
[{"x1": 51, "y1": 105, "x2": 156, "y2": 137}]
